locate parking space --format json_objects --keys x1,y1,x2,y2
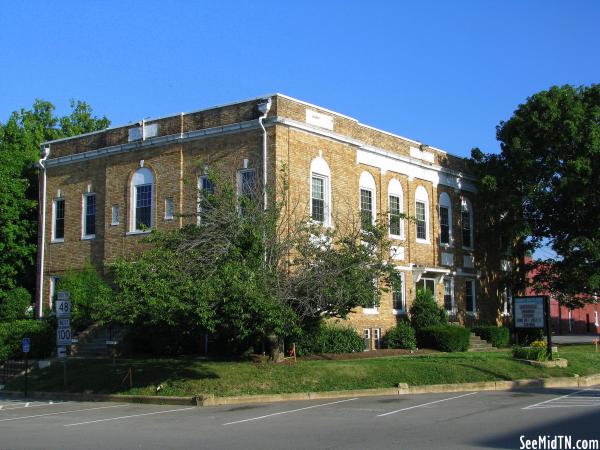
[{"x1": 1, "y1": 387, "x2": 598, "y2": 449}]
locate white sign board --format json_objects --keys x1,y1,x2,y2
[
  {"x1": 514, "y1": 297, "x2": 545, "y2": 328},
  {"x1": 305, "y1": 109, "x2": 334, "y2": 130},
  {"x1": 56, "y1": 327, "x2": 72, "y2": 346},
  {"x1": 58, "y1": 318, "x2": 70, "y2": 328},
  {"x1": 57, "y1": 346, "x2": 67, "y2": 359},
  {"x1": 56, "y1": 291, "x2": 71, "y2": 318}
]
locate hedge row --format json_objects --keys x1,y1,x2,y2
[
  {"x1": 296, "y1": 324, "x2": 364, "y2": 356},
  {"x1": 471, "y1": 326, "x2": 510, "y2": 348},
  {"x1": 417, "y1": 325, "x2": 470, "y2": 352},
  {"x1": 0, "y1": 320, "x2": 54, "y2": 361}
]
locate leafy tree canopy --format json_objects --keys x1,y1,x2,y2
[
  {"x1": 471, "y1": 84, "x2": 600, "y2": 304},
  {"x1": 0, "y1": 100, "x2": 109, "y2": 303}
]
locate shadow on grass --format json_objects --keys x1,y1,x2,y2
[{"x1": 6, "y1": 358, "x2": 219, "y2": 395}]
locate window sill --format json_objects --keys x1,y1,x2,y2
[
  {"x1": 439, "y1": 243, "x2": 453, "y2": 249},
  {"x1": 81, "y1": 235, "x2": 95, "y2": 240},
  {"x1": 126, "y1": 230, "x2": 152, "y2": 236},
  {"x1": 389, "y1": 234, "x2": 405, "y2": 241},
  {"x1": 416, "y1": 239, "x2": 430, "y2": 245},
  {"x1": 110, "y1": 222, "x2": 119, "y2": 227},
  {"x1": 462, "y1": 246, "x2": 474, "y2": 252},
  {"x1": 164, "y1": 217, "x2": 174, "y2": 221},
  {"x1": 50, "y1": 239, "x2": 64, "y2": 244},
  {"x1": 363, "y1": 308, "x2": 379, "y2": 315},
  {"x1": 392, "y1": 309, "x2": 407, "y2": 315}
]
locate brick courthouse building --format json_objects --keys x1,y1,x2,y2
[{"x1": 36, "y1": 94, "x2": 509, "y2": 343}]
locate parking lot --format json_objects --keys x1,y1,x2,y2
[{"x1": 1, "y1": 386, "x2": 599, "y2": 449}]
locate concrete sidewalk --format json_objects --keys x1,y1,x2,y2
[{"x1": 553, "y1": 334, "x2": 599, "y2": 344}]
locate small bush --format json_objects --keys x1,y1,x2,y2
[
  {"x1": 296, "y1": 324, "x2": 364, "y2": 355},
  {"x1": 516, "y1": 328, "x2": 545, "y2": 346},
  {"x1": 410, "y1": 289, "x2": 447, "y2": 331},
  {"x1": 0, "y1": 320, "x2": 54, "y2": 360},
  {"x1": 417, "y1": 325, "x2": 470, "y2": 352},
  {"x1": 471, "y1": 326, "x2": 510, "y2": 348},
  {"x1": 512, "y1": 340, "x2": 549, "y2": 361},
  {"x1": 384, "y1": 322, "x2": 417, "y2": 350}
]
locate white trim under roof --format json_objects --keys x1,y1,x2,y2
[{"x1": 42, "y1": 93, "x2": 454, "y2": 157}]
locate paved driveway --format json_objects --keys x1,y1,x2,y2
[
  {"x1": 553, "y1": 334, "x2": 599, "y2": 344},
  {"x1": 1, "y1": 386, "x2": 599, "y2": 449}
]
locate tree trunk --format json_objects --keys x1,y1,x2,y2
[{"x1": 267, "y1": 333, "x2": 283, "y2": 362}]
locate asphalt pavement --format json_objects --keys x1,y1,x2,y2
[{"x1": 1, "y1": 386, "x2": 599, "y2": 449}]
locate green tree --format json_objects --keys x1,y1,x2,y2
[
  {"x1": 0, "y1": 100, "x2": 109, "y2": 305},
  {"x1": 471, "y1": 84, "x2": 600, "y2": 304}
]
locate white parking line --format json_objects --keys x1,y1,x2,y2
[
  {"x1": 0, "y1": 405, "x2": 127, "y2": 422},
  {"x1": 64, "y1": 407, "x2": 197, "y2": 427},
  {"x1": 0, "y1": 401, "x2": 70, "y2": 411},
  {"x1": 222, "y1": 398, "x2": 359, "y2": 426},
  {"x1": 523, "y1": 388, "x2": 600, "y2": 410},
  {"x1": 377, "y1": 392, "x2": 479, "y2": 417}
]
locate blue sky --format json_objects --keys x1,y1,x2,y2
[{"x1": 1, "y1": 1, "x2": 598, "y2": 159}]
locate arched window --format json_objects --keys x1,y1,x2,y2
[
  {"x1": 359, "y1": 171, "x2": 376, "y2": 230},
  {"x1": 414, "y1": 185, "x2": 429, "y2": 243},
  {"x1": 461, "y1": 197, "x2": 474, "y2": 249},
  {"x1": 130, "y1": 167, "x2": 154, "y2": 232},
  {"x1": 388, "y1": 179, "x2": 404, "y2": 238},
  {"x1": 439, "y1": 192, "x2": 453, "y2": 246},
  {"x1": 310, "y1": 156, "x2": 331, "y2": 226}
]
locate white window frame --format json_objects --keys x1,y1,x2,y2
[
  {"x1": 466, "y1": 279, "x2": 477, "y2": 314},
  {"x1": 359, "y1": 171, "x2": 376, "y2": 230},
  {"x1": 363, "y1": 277, "x2": 379, "y2": 315},
  {"x1": 309, "y1": 157, "x2": 332, "y2": 226},
  {"x1": 363, "y1": 329, "x2": 371, "y2": 351},
  {"x1": 81, "y1": 193, "x2": 96, "y2": 239},
  {"x1": 373, "y1": 328, "x2": 382, "y2": 350},
  {"x1": 443, "y1": 277, "x2": 455, "y2": 313},
  {"x1": 392, "y1": 272, "x2": 406, "y2": 315},
  {"x1": 49, "y1": 276, "x2": 59, "y2": 310},
  {"x1": 461, "y1": 198, "x2": 474, "y2": 250},
  {"x1": 51, "y1": 198, "x2": 65, "y2": 243},
  {"x1": 416, "y1": 278, "x2": 436, "y2": 297},
  {"x1": 388, "y1": 178, "x2": 404, "y2": 239},
  {"x1": 164, "y1": 198, "x2": 174, "y2": 220},
  {"x1": 439, "y1": 192, "x2": 453, "y2": 247},
  {"x1": 415, "y1": 185, "x2": 430, "y2": 244},
  {"x1": 111, "y1": 204, "x2": 119, "y2": 226},
  {"x1": 197, "y1": 175, "x2": 214, "y2": 224},
  {"x1": 129, "y1": 168, "x2": 154, "y2": 234}
]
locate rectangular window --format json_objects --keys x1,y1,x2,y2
[
  {"x1": 389, "y1": 195, "x2": 401, "y2": 237},
  {"x1": 111, "y1": 205, "x2": 119, "y2": 225},
  {"x1": 53, "y1": 199, "x2": 65, "y2": 241},
  {"x1": 462, "y1": 210, "x2": 472, "y2": 248},
  {"x1": 363, "y1": 329, "x2": 371, "y2": 351},
  {"x1": 311, "y1": 175, "x2": 326, "y2": 223},
  {"x1": 165, "y1": 198, "x2": 174, "y2": 220},
  {"x1": 416, "y1": 278, "x2": 435, "y2": 296},
  {"x1": 83, "y1": 194, "x2": 96, "y2": 237},
  {"x1": 440, "y1": 206, "x2": 450, "y2": 245},
  {"x1": 416, "y1": 201, "x2": 426, "y2": 240},
  {"x1": 360, "y1": 189, "x2": 373, "y2": 230},
  {"x1": 392, "y1": 275, "x2": 405, "y2": 312},
  {"x1": 136, "y1": 184, "x2": 152, "y2": 230},
  {"x1": 444, "y1": 278, "x2": 454, "y2": 312},
  {"x1": 466, "y1": 280, "x2": 476, "y2": 313},
  {"x1": 198, "y1": 176, "x2": 215, "y2": 221},
  {"x1": 373, "y1": 328, "x2": 381, "y2": 350},
  {"x1": 238, "y1": 169, "x2": 255, "y2": 215}
]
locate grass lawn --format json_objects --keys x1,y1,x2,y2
[{"x1": 6, "y1": 345, "x2": 599, "y2": 398}]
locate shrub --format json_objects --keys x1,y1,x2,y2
[
  {"x1": 384, "y1": 322, "x2": 417, "y2": 350},
  {"x1": 516, "y1": 328, "x2": 544, "y2": 346},
  {"x1": 512, "y1": 340, "x2": 549, "y2": 361},
  {"x1": 417, "y1": 325, "x2": 470, "y2": 352},
  {"x1": 471, "y1": 326, "x2": 510, "y2": 348},
  {"x1": 410, "y1": 289, "x2": 447, "y2": 331},
  {"x1": 0, "y1": 320, "x2": 54, "y2": 361},
  {"x1": 0, "y1": 288, "x2": 33, "y2": 322},
  {"x1": 295, "y1": 324, "x2": 364, "y2": 355}
]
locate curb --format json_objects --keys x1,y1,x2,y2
[{"x1": 2, "y1": 373, "x2": 598, "y2": 407}]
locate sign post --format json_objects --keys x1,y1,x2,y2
[
  {"x1": 55, "y1": 291, "x2": 71, "y2": 387},
  {"x1": 22, "y1": 337, "x2": 30, "y2": 397},
  {"x1": 514, "y1": 295, "x2": 552, "y2": 359}
]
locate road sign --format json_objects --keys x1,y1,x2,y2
[
  {"x1": 57, "y1": 346, "x2": 67, "y2": 358},
  {"x1": 22, "y1": 337, "x2": 30, "y2": 353},
  {"x1": 58, "y1": 318, "x2": 70, "y2": 328},
  {"x1": 514, "y1": 296, "x2": 545, "y2": 328},
  {"x1": 56, "y1": 291, "x2": 71, "y2": 318},
  {"x1": 56, "y1": 327, "x2": 72, "y2": 346}
]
